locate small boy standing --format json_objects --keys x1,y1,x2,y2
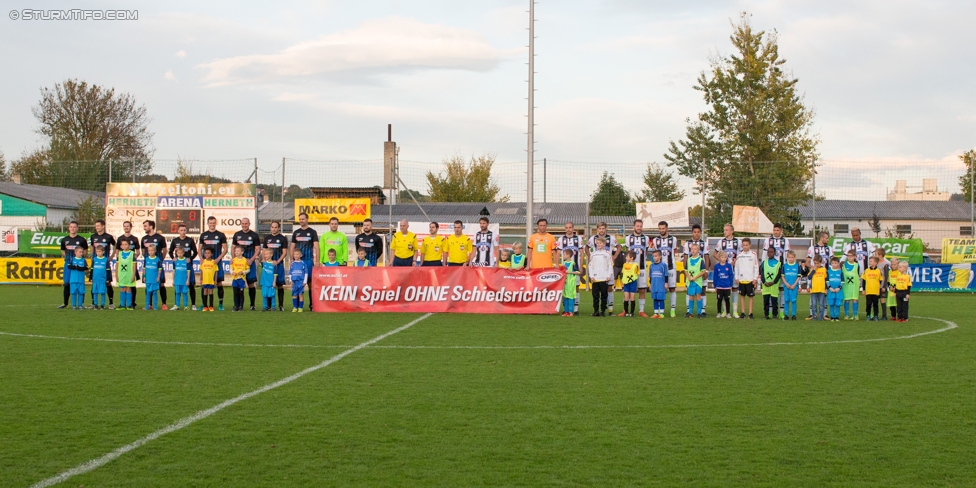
[
  {"x1": 712, "y1": 251, "x2": 734, "y2": 318},
  {"x1": 231, "y1": 245, "x2": 248, "y2": 312},
  {"x1": 827, "y1": 257, "x2": 844, "y2": 321},
  {"x1": 560, "y1": 249, "x2": 580, "y2": 317},
  {"x1": 842, "y1": 250, "x2": 861, "y2": 320},
  {"x1": 619, "y1": 251, "x2": 639, "y2": 317},
  {"x1": 116, "y1": 239, "x2": 137, "y2": 310},
  {"x1": 498, "y1": 248, "x2": 513, "y2": 269},
  {"x1": 143, "y1": 244, "x2": 161, "y2": 311},
  {"x1": 734, "y1": 238, "x2": 759, "y2": 319},
  {"x1": 354, "y1": 248, "x2": 370, "y2": 267},
  {"x1": 809, "y1": 255, "x2": 827, "y2": 320},
  {"x1": 289, "y1": 249, "x2": 310, "y2": 312},
  {"x1": 894, "y1": 261, "x2": 912, "y2": 322},
  {"x1": 260, "y1": 248, "x2": 277, "y2": 311},
  {"x1": 648, "y1": 250, "x2": 668, "y2": 318},
  {"x1": 781, "y1": 250, "x2": 802, "y2": 321},
  {"x1": 887, "y1": 257, "x2": 901, "y2": 320},
  {"x1": 861, "y1": 256, "x2": 884, "y2": 321},
  {"x1": 510, "y1": 242, "x2": 526, "y2": 270},
  {"x1": 324, "y1": 248, "x2": 340, "y2": 266},
  {"x1": 760, "y1": 246, "x2": 782, "y2": 320},
  {"x1": 874, "y1": 248, "x2": 891, "y2": 320},
  {"x1": 587, "y1": 238, "x2": 613, "y2": 317},
  {"x1": 684, "y1": 243, "x2": 707, "y2": 318},
  {"x1": 200, "y1": 248, "x2": 218, "y2": 312},
  {"x1": 172, "y1": 247, "x2": 191, "y2": 311},
  {"x1": 91, "y1": 246, "x2": 109, "y2": 309},
  {"x1": 67, "y1": 247, "x2": 88, "y2": 310}
]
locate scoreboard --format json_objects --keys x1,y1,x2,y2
[{"x1": 156, "y1": 208, "x2": 202, "y2": 234}]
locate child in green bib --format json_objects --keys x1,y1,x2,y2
[
  {"x1": 842, "y1": 250, "x2": 860, "y2": 320},
  {"x1": 760, "y1": 246, "x2": 782, "y2": 320}
]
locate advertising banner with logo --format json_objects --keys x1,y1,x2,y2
[
  {"x1": 312, "y1": 266, "x2": 566, "y2": 313},
  {"x1": 825, "y1": 237, "x2": 925, "y2": 264},
  {"x1": 18, "y1": 231, "x2": 92, "y2": 255},
  {"x1": 636, "y1": 201, "x2": 689, "y2": 228},
  {"x1": 941, "y1": 238, "x2": 976, "y2": 264},
  {"x1": 1, "y1": 257, "x2": 66, "y2": 284},
  {"x1": 294, "y1": 198, "x2": 371, "y2": 223},
  {"x1": 0, "y1": 226, "x2": 18, "y2": 251},
  {"x1": 732, "y1": 205, "x2": 774, "y2": 234},
  {"x1": 105, "y1": 183, "x2": 256, "y2": 237},
  {"x1": 907, "y1": 264, "x2": 976, "y2": 292}
]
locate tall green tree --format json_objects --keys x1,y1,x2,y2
[
  {"x1": 589, "y1": 172, "x2": 633, "y2": 216},
  {"x1": 426, "y1": 154, "x2": 508, "y2": 202},
  {"x1": 636, "y1": 163, "x2": 685, "y2": 202},
  {"x1": 29, "y1": 79, "x2": 154, "y2": 190},
  {"x1": 665, "y1": 14, "x2": 819, "y2": 234},
  {"x1": 959, "y1": 150, "x2": 975, "y2": 203},
  {"x1": 0, "y1": 151, "x2": 8, "y2": 181}
]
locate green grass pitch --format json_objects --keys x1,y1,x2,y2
[{"x1": 1, "y1": 286, "x2": 975, "y2": 487}]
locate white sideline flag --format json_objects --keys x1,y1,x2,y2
[
  {"x1": 732, "y1": 205, "x2": 774, "y2": 234},
  {"x1": 636, "y1": 202, "x2": 689, "y2": 228}
]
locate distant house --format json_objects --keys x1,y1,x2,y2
[
  {"x1": 797, "y1": 199, "x2": 974, "y2": 248},
  {"x1": 0, "y1": 180, "x2": 105, "y2": 230}
]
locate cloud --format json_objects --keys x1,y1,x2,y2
[
  {"x1": 175, "y1": 50, "x2": 186, "y2": 58},
  {"x1": 198, "y1": 17, "x2": 510, "y2": 87},
  {"x1": 164, "y1": 70, "x2": 178, "y2": 82}
]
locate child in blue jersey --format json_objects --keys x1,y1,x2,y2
[
  {"x1": 648, "y1": 250, "x2": 668, "y2": 318},
  {"x1": 712, "y1": 251, "x2": 734, "y2": 318},
  {"x1": 91, "y1": 246, "x2": 109, "y2": 309},
  {"x1": 172, "y1": 247, "x2": 190, "y2": 311},
  {"x1": 324, "y1": 248, "x2": 340, "y2": 267},
  {"x1": 289, "y1": 249, "x2": 309, "y2": 312},
  {"x1": 260, "y1": 248, "x2": 277, "y2": 311},
  {"x1": 781, "y1": 250, "x2": 802, "y2": 321},
  {"x1": 826, "y1": 257, "x2": 843, "y2": 321},
  {"x1": 67, "y1": 247, "x2": 88, "y2": 310},
  {"x1": 143, "y1": 244, "x2": 162, "y2": 310},
  {"x1": 354, "y1": 248, "x2": 369, "y2": 267}
]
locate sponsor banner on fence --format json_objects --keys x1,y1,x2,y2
[
  {"x1": 826, "y1": 237, "x2": 925, "y2": 264},
  {"x1": 636, "y1": 201, "x2": 689, "y2": 228},
  {"x1": 941, "y1": 238, "x2": 976, "y2": 264},
  {"x1": 106, "y1": 183, "x2": 255, "y2": 238},
  {"x1": 732, "y1": 205, "x2": 774, "y2": 234},
  {"x1": 1, "y1": 257, "x2": 66, "y2": 284},
  {"x1": 18, "y1": 231, "x2": 92, "y2": 255},
  {"x1": 0, "y1": 226, "x2": 18, "y2": 251},
  {"x1": 312, "y1": 266, "x2": 566, "y2": 314},
  {"x1": 908, "y1": 263, "x2": 976, "y2": 292},
  {"x1": 295, "y1": 198, "x2": 371, "y2": 223}
]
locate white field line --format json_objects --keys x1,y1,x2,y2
[
  {"x1": 27, "y1": 313, "x2": 433, "y2": 488},
  {"x1": 1, "y1": 318, "x2": 956, "y2": 352}
]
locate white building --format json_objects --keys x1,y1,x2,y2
[
  {"x1": 886, "y1": 179, "x2": 951, "y2": 201},
  {"x1": 798, "y1": 200, "x2": 974, "y2": 249}
]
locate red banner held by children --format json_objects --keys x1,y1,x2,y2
[{"x1": 311, "y1": 266, "x2": 566, "y2": 314}]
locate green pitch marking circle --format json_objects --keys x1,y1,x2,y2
[{"x1": 0, "y1": 317, "x2": 958, "y2": 350}]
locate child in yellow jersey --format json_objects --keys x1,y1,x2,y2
[
  {"x1": 893, "y1": 260, "x2": 912, "y2": 322},
  {"x1": 887, "y1": 257, "x2": 900, "y2": 320},
  {"x1": 498, "y1": 248, "x2": 512, "y2": 269},
  {"x1": 199, "y1": 248, "x2": 218, "y2": 311},
  {"x1": 230, "y1": 245, "x2": 249, "y2": 311},
  {"x1": 618, "y1": 251, "x2": 640, "y2": 317},
  {"x1": 809, "y1": 255, "x2": 827, "y2": 320},
  {"x1": 861, "y1": 256, "x2": 884, "y2": 320}
]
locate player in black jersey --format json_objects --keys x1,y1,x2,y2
[
  {"x1": 472, "y1": 217, "x2": 498, "y2": 267},
  {"x1": 355, "y1": 218, "x2": 383, "y2": 266},
  {"x1": 557, "y1": 222, "x2": 584, "y2": 314},
  {"x1": 199, "y1": 216, "x2": 228, "y2": 310},
  {"x1": 169, "y1": 223, "x2": 199, "y2": 310},
  {"x1": 625, "y1": 220, "x2": 651, "y2": 316},
  {"x1": 116, "y1": 221, "x2": 141, "y2": 306},
  {"x1": 59, "y1": 221, "x2": 89, "y2": 309},
  {"x1": 263, "y1": 221, "x2": 289, "y2": 311},
  {"x1": 141, "y1": 220, "x2": 169, "y2": 309},
  {"x1": 290, "y1": 212, "x2": 319, "y2": 310},
  {"x1": 682, "y1": 224, "x2": 709, "y2": 317},
  {"x1": 89, "y1": 219, "x2": 116, "y2": 308},
  {"x1": 232, "y1": 217, "x2": 261, "y2": 311}
]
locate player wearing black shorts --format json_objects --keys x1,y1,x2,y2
[
  {"x1": 290, "y1": 213, "x2": 319, "y2": 310},
  {"x1": 199, "y1": 216, "x2": 229, "y2": 310},
  {"x1": 89, "y1": 219, "x2": 116, "y2": 308},
  {"x1": 141, "y1": 220, "x2": 168, "y2": 309},
  {"x1": 232, "y1": 218, "x2": 261, "y2": 311},
  {"x1": 263, "y1": 221, "x2": 289, "y2": 311},
  {"x1": 59, "y1": 221, "x2": 88, "y2": 309},
  {"x1": 116, "y1": 221, "x2": 141, "y2": 306},
  {"x1": 169, "y1": 223, "x2": 199, "y2": 310}
]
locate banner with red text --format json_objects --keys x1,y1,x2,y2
[{"x1": 312, "y1": 266, "x2": 566, "y2": 314}]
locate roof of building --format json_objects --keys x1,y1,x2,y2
[
  {"x1": 258, "y1": 201, "x2": 702, "y2": 229},
  {"x1": 797, "y1": 200, "x2": 973, "y2": 221},
  {"x1": 0, "y1": 182, "x2": 105, "y2": 210}
]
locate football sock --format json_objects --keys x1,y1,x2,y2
[
  {"x1": 217, "y1": 285, "x2": 224, "y2": 305},
  {"x1": 670, "y1": 291, "x2": 677, "y2": 309},
  {"x1": 639, "y1": 299, "x2": 645, "y2": 313},
  {"x1": 107, "y1": 284, "x2": 114, "y2": 305},
  {"x1": 853, "y1": 301, "x2": 859, "y2": 317},
  {"x1": 63, "y1": 285, "x2": 70, "y2": 306},
  {"x1": 293, "y1": 297, "x2": 299, "y2": 309},
  {"x1": 159, "y1": 286, "x2": 167, "y2": 306},
  {"x1": 277, "y1": 287, "x2": 285, "y2": 308},
  {"x1": 189, "y1": 285, "x2": 197, "y2": 306},
  {"x1": 266, "y1": 297, "x2": 273, "y2": 309},
  {"x1": 844, "y1": 302, "x2": 850, "y2": 316},
  {"x1": 702, "y1": 295, "x2": 707, "y2": 311},
  {"x1": 248, "y1": 287, "x2": 256, "y2": 307},
  {"x1": 607, "y1": 293, "x2": 614, "y2": 310},
  {"x1": 131, "y1": 288, "x2": 138, "y2": 307}
]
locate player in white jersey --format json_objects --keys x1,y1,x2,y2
[
  {"x1": 806, "y1": 231, "x2": 833, "y2": 320},
  {"x1": 625, "y1": 220, "x2": 652, "y2": 317},
  {"x1": 472, "y1": 217, "x2": 499, "y2": 267},
  {"x1": 763, "y1": 222, "x2": 791, "y2": 318},
  {"x1": 652, "y1": 221, "x2": 679, "y2": 317},
  {"x1": 683, "y1": 224, "x2": 710, "y2": 317},
  {"x1": 716, "y1": 223, "x2": 743, "y2": 316},
  {"x1": 842, "y1": 227, "x2": 876, "y2": 290},
  {"x1": 557, "y1": 222, "x2": 585, "y2": 315},
  {"x1": 586, "y1": 221, "x2": 619, "y2": 313}
]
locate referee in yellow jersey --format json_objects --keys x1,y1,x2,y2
[
  {"x1": 443, "y1": 220, "x2": 473, "y2": 267},
  {"x1": 419, "y1": 222, "x2": 445, "y2": 266},
  {"x1": 390, "y1": 219, "x2": 418, "y2": 267}
]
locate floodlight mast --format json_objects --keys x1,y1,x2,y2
[{"x1": 526, "y1": 0, "x2": 536, "y2": 242}]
